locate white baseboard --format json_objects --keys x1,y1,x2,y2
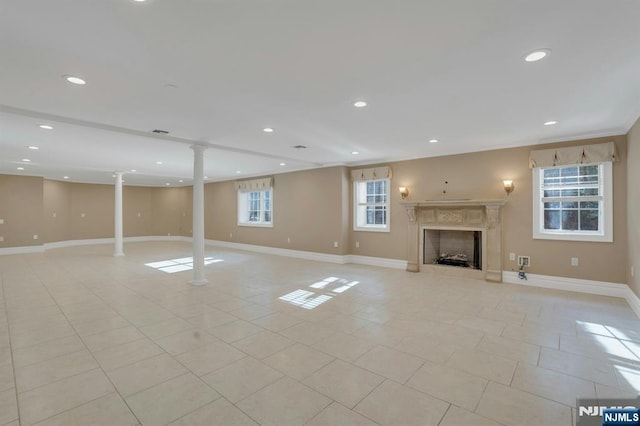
[
  {"x1": 204, "y1": 239, "x2": 346, "y2": 264},
  {"x1": 0, "y1": 235, "x2": 189, "y2": 255},
  {"x1": 204, "y1": 239, "x2": 408, "y2": 270},
  {"x1": 503, "y1": 271, "x2": 640, "y2": 318},
  {"x1": 0, "y1": 245, "x2": 46, "y2": 255},
  {"x1": 625, "y1": 287, "x2": 640, "y2": 318},
  {"x1": 345, "y1": 254, "x2": 408, "y2": 270}
]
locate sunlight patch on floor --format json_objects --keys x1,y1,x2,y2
[
  {"x1": 145, "y1": 256, "x2": 223, "y2": 273},
  {"x1": 280, "y1": 276, "x2": 360, "y2": 310}
]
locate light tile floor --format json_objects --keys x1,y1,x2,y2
[{"x1": 0, "y1": 241, "x2": 639, "y2": 425}]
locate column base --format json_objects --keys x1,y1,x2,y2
[
  {"x1": 189, "y1": 278, "x2": 209, "y2": 286},
  {"x1": 114, "y1": 252, "x2": 125, "y2": 257}
]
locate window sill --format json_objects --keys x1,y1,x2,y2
[
  {"x1": 354, "y1": 226, "x2": 390, "y2": 233},
  {"x1": 533, "y1": 231, "x2": 612, "y2": 243},
  {"x1": 238, "y1": 222, "x2": 273, "y2": 228}
]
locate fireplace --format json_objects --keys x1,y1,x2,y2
[
  {"x1": 424, "y1": 229, "x2": 482, "y2": 270},
  {"x1": 402, "y1": 199, "x2": 506, "y2": 282}
]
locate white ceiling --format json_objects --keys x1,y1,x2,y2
[{"x1": 1, "y1": 0, "x2": 639, "y2": 186}]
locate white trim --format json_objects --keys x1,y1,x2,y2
[
  {"x1": 205, "y1": 239, "x2": 345, "y2": 264},
  {"x1": 345, "y1": 255, "x2": 407, "y2": 270},
  {"x1": 204, "y1": 239, "x2": 407, "y2": 269},
  {"x1": 625, "y1": 288, "x2": 640, "y2": 319},
  {"x1": 0, "y1": 245, "x2": 46, "y2": 255},
  {"x1": 503, "y1": 271, "x2": 640, "y2": 318},
  {"x1": 1, "y1": 235, "x2": 190, "y2": 255}
]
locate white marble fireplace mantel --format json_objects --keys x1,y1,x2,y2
[{"x1": 401, "y1": 199, "x2": 508, "y2": 282}]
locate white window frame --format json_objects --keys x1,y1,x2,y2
[
  {"x1": 532, "y1": 162, "x2": 612, "y2": 242},
  {"x1": 237, "y1": 188, "x2": 273, "y2": 227},
  {"x1": 353, "y1": 178, "x2": 390, "y2": 232}
]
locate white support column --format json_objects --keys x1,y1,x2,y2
[
  {"x1": 190, "y1": 145, "x2": 208, "y2": 285},
  {"x1": 114, "y1": 172, "x2": 125, "y2": 257}
]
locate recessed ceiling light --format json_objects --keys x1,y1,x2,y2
[
  {"x1": 544, "y1": 120, "x2": 558, "y2": 126},
  {"x1": 429, "y1": 139, "x2": 439, "y2": 143},
  {"x1": 235, "y1": 170, "x2": 241, "y2": 174},
  {"x1": 130, "y1": 169, "x2": 136, "y2": 172},
  {"x1": 39, "y1": 124, "x2": 53, "y2": 130},
  {"x1": 204, "y1": 176, "x2": 209, "y2": 179},
  {"x1": 524, "y1": 49, "x2": 551, "y2": 62},
  {"x1": 63, "y1": 176, "x2": 69, "y2": 179},
  {"x1": 22, "y1": 158, "x2": 31, "y2": 162},
  {"x1": 17, "y1": 167, "x2": 24, "y2": 170},
  {"x1": 353, "y1": 101, "x2": 367, "y2": 108},
  {"x1": 28, "y1": 146, "x2": 39, "y2": 150},
  {"x1": 179, "y1": 179, "x2": 184, "y2": 183},
  {"x1": 165, "y1": 183, "x2": 170, "y2": 186},
  {"x1": 279, "y1": 162, "x2": 286, "y2": 166},
  {"x1": 351, "y1": 151, "x2": 359, "y2": 155},
  {"x1": 63, "y1": 75, "x2": 86, "y2": 85},
  {"x1": 156, "y1": 161, "x2": 163, "y2": 165},
  {"x1": 263, "y1": 127, "x2": 274, "y2": 133}
]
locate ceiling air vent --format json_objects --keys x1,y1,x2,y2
[
  {"x1": 293, "y1": 145, "x2": 307, "y2": 149},
  {"x1": 151, "y1": 129, "x2": 170, "y2": 134}
]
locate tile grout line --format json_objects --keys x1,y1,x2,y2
[
  {"x1": 0, "y1": 268, "x2": 21, "y2": 426},
  {"x1": 18, "y1": 254, "x2": 145, "y2": 426}
]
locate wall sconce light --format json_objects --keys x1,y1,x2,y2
[
  {"x1": 503, "y1": 180, "x2": 515, "y2": 195},
  {"x1": 399, "y1": 186, "x2": 409, "y2": 200}
]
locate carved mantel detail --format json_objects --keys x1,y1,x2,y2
[
  {"x1": 401, "y1": 199, "x2": 507, "y2": 282},
  {"x1": 404, "y1": 205, "x2": 417, "y2": 223}
]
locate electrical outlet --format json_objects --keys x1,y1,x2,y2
[
  {"x1": 33, "y1": 234, "x2": 38, "y2": 240},
  {"x1": 333, "y1": 241, "x2": 338, "y2": 248},
  {"x1": 81, "y1": 213, "x2": 85, "y2": 218},
  {"x1": 0, "y1": 219, "x2": 4, "y2": 224},
  {"x1": 287, "y1": 237, "x2": 291, "y2": 244},
  {"x1": 137, "y1": 212, "x2": 142, "y2": 217},
  {"x1": 632, "y1": 266, "x2": 635, "y2": 277},
  {"x1": 167, "y1": 233, "x2": 171, "y2": 236},
  {"x1": 229, "y1": 232, "x2": 232, "y2": 238},
  {"x1": 571, "y1": 257, "x2": 579, "y2": 266},
  {"x1": 52, "y1": 212, "x2": 56, "y2": 218},
  {"x1": 0, "y1": 236, "x2": 4, "y2": 242},
  {"x1": 517, "y1": 255, "x2": 530, "y2": 267},
  {"x1": 355, "y1": 241, "x2": 360, "y2": 248},
  {"x1": 509, "y1": 252, "x2": 515, "y2": 261}
]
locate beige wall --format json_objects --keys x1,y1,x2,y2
[
  {"x1": 350, "y1": 135, "x2": 628, "y2": 284},
  {"x1": 204, "y1": 166, "x2": 350, "y2": 255},
  {"x1": 151, "y1": 187, "x2": 183, "y2": 237},
  {"x1": 40, "y1": 180, "x2": 190, "y2": 243},
  {"x1": 124, "y1": 186, "x2": 152, "y2": 237},
  {"x1": 69, "y1": 183, "x2": 114, "y2": 240},
  {"x1": 628, "y1": 117, "x2": 640, "y2": 296},
  {"x1": 43, "y1": 179, "x2": 72, "y2": 243},
  {"x1": 0, "y1": 175, "x2": 43, "y2": 247}
]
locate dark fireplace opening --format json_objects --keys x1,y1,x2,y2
[{"x1": 423, "y1": 229, "x2": 482, "y2": 270}]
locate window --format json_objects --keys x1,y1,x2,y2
[
  {"x1": 533, "y1": 162, "x2": 612, "y2": 242},
  {"x1": 354, "y1": 178, "x2": 390, "y2": 232},
  {"x1": 238, "y1": 188, "x2": 273, "y2": 227}
]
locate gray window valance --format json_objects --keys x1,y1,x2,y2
[
  {"x1": 529, "y1": 142, "x2": 618, "y2": 168},
  {"x1": 350, "y1": 166, "x2": 393, "y2": 181},
  {"x1": 234, "y1": 177, "x2": 273, "y2": 193}
]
